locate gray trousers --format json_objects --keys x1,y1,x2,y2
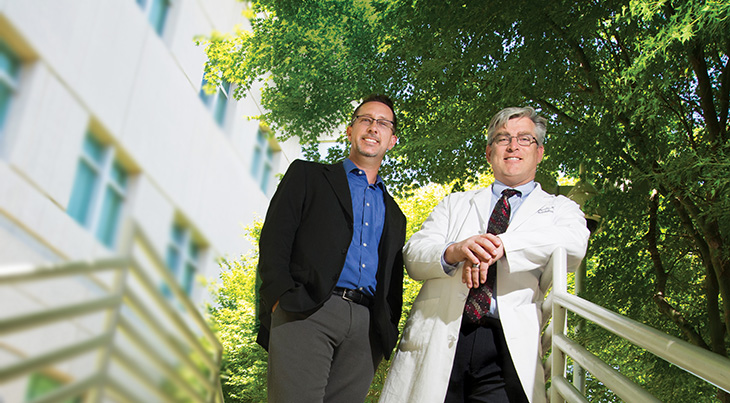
[{"x1": 267, "y1": 295, "x2": 382, "y2": 403}]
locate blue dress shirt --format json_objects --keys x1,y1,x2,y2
[{"x1": 337, "y1": 159, "x2": 386, "y2": 296}]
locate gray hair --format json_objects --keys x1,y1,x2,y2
[{"x1": 486, "y1": 107, "x2": 547, "y2": 146}]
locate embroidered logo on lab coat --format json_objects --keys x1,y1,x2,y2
[{"x1": 537, "y1": 205, "x2": 554, "y2": 214}]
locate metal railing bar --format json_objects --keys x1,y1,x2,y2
[
  {"x1": 543, "y1": 352, "x2": 553, "y2": 382},
  {"x1": 105, "y1": 377, "x2": 147, "y2": 403},
  {"x1": 128, "y1": 224, "x2": 224, "y2": 396},
  {"x1": 110, "y1": 346, "x2": 179, "y2": 403},
  {"x1": 26, "y1": 372, "x2": 104, "y2": 403},
  {"x1": 116, "y1": 317, "x2": 209, "y2": 402},
  {"x1": 0, "y1": 332, "x2": 112, "y2": 382},
  {"x1": 117, "y1": 309, "x2": 216, "y2": 396},
  {"x1": 551, "y1": 376, "x2": 589, "y2": 403},
  {"x1": 539, "y1": 257, "x2": 553, "y2": 293},
  {"x1": 541, "y1": 322, "x2": 553, "y2": 357},
  {"x1": 0, "y1": 295, "x2": 121, "y2": 335},
  {"x1": 127, "y1": 257, "x2": 220, "y2": 368},
  {"x1": 550, "y1": 247, "x2": 568, "y2": 403},
  {"x1": 554, "y1": 292, "x2": 730, "y2": 392},
  {"x1": 541, "y1": 292, "x2": 553, "y2": 328},
  {"x1": 553, "y1": 333, "x2": 661, "y2": 402},
  {"x1": 129, "y1": 231, "x2": 220, "y2": 348},
  {"x1": 123, "y1": 285, "x2": 218, "y2": 375},
  {"x1": 0, "y1": 258, "x2": 127, "y2": 283},
  {"x1": 214, "y1": 376, "x2": 225, "y2": 403}
]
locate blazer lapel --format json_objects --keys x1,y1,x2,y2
[{"x1": 324, "y1": 162, "x2": 353, "y2": 223}]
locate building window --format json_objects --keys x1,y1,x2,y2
[
  {"x1": 135, "y1": 0, "x2": 171, "y2": 36},
  {"x1": 0, "y1": 41, "x2": 20, "y2": 135},
  {"x1": 251, "y1": 128, "x2": 274, "y2": 193},
  {"x1": 165, "y1": 222, "x2": 202, "y2": 295},
  {"x1": 26, "y1": 372, "x2": 82, "y2": 403},
  {"x1": 68, "y1": 133, "x2": 129, "y2": 248},
  {"x1": 199, "y1": 78, "x2": 231, "y2": 127}
]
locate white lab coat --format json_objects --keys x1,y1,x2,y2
[{"x1": 380, "y1": 183, "x2": 589, "y2": 403}]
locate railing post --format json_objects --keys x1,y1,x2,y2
[
  {"x1": 87, "y1": 264, "x2": 128, "y2": 403},
  {"x1": 88, "y1": 219, "x2": 134, "y2": 403},
  {"x1": 572, "y1": 257, "x2": 587, "y2": 394},
  {"x1": 551, "y1": 248, "x2": 568, "y2": 403}
]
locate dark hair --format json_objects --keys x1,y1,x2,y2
[{"x1": 351, "y1": 94, "x2": 398, "y2": 133}]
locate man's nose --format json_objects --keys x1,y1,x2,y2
[{"x1": 506, "y1": 137, "x2": 520, "y2": 149}]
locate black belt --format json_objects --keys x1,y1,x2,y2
[{"x1": 332, "y1": 287, "x2": 373, "y2": 308}]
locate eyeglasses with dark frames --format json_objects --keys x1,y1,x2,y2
[
  {"x1": 490, "y1": 134, "x2": 537, "y2": 147},
  {"x1": 352, "y1": 115, "x2": 395, "y2": 131}
]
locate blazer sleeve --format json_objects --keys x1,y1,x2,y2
[
  {"x1": 258, "y1": 160, "x2": 307, "y2": 313},
  {"x1": 499, "y1": 195, "x2": 589, "y2": 273}
]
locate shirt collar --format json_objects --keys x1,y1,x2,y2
[
  {"x1": 343, "y1": 158, "x2": 384, "y2": 187},
  {"x1": 492, "y1": 179, "x2": 536, "y2": 199}
]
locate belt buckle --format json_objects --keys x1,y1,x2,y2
[{"x1": 339, "y1": 288, "x2": 355, "y2": 303}]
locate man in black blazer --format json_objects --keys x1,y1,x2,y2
[{"x1": 257, "y1": 94, "x2": 406, "y2": 402}]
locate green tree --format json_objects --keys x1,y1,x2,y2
[
  {"x1": 201, "y1": 1, "x2": 730, "y2": 400},
  {"x1": 206, "y1": 222, "x2": 268, "y2": 403}
]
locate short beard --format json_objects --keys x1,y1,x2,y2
[{"x1": 355, "y1": 144, "x2": 380, "y2": 158}]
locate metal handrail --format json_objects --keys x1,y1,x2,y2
[
  {"x1": 546, "y1": 247, "x2": 730, "y2": 402},
  {"x1": 0, "y1": 225, "x2": 223, "y2": 402}
]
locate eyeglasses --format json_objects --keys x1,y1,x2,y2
[
  {"x1": 490, "y1": 134, "x2": 537, "y2": 147},
  {"x1": 352, "y1": 115, "x2": 395, "y2": 131}
]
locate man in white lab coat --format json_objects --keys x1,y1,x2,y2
[{"x1": 380, "y1": 107, "x2": 590, "y2": 403}]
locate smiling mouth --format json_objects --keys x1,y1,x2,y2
[
  {"x1": 505, "y1": 157, "x2": 521, "y2": 160},
  {"x1": 363, "y1": 137, "x2": 380, "y2": 145}
]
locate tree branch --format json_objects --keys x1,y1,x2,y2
[
  {"x1": 646, "y1": 191, "x2": 709, "y2": 349},
  {"x1": 718, "y1": 39, "x2": 730, "y2": 139},
  {"x1": 686, "y1": 40, "x2": 721, "y2": 144},
  {"x1": 545, "y1": 17, "x2": 603, "y2": 97},
  {"x1": 657, "y1": 91, "x2": 696, "y2": 150}
]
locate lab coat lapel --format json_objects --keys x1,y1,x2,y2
[
  {"x1": 507, "y1": 183, "x2": 546, "y2": 232},
  {"x1": 469, "y1": 185, "x2": 495, "y2": 234}
]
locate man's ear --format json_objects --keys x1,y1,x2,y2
[{"x1": 388, "y1": 135, "x2": 397, "y2": 151}]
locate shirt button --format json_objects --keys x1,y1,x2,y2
[
  {"x1": 365, "y1": 222, "x2": 369, "y2": 226},
  {"x1": 366, "y1": 203, "x2": 370, "y2": 207},
  {"x1": 363, "y1": 243, "x2": 367, "y2": 247},
  {"x1": 362, "y1": 264, "x2": 366, "y2": 268}
]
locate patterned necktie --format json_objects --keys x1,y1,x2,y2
[{"x1": 463, "y1": 188, "x2": 522, "y2": 324}]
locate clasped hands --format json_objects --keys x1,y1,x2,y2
[{"x1": 444, "y1": 234, "x2": 504, "y2": 288}]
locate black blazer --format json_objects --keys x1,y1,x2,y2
[{"x1": 256, "y1": 159, "x2": 406, "y2": 358}]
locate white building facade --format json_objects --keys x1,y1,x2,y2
[{"x1": 0, "y1": 0, "x2": 298, "y2": 401}]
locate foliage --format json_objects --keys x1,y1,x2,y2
[
  {"x1": 202, "y1": 0, "x2": 730, "y2": 400},
  {"x1": 206, "y1": 222, "x2": 268, "y2": 403}
]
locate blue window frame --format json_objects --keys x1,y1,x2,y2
[
  {"x1": 251, "y1": 128, "x2": 274, "y2": 193},
  {"x1": 199, "y1": 78, "x2": 231, "y2": 127},
  {"x1": 165, "y1": 222, "x2": 202, "y2": 295},
  {"x1": 0, "y1": 41, "x2": 20, "y2": 135},
  {"x1": 136, "y1": 0, "x2": 171, "y2": 36},
  {"x1": 68, "y1": 134, "x2": 128, "y2": 248}
]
